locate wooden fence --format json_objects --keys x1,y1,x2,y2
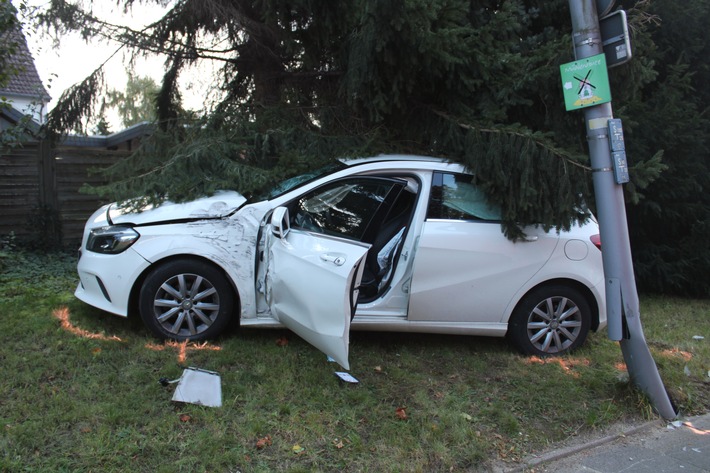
[{"x1": 0, "y1": 141, "x2": 129, "y2": 247}]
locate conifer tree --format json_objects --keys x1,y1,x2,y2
[{"x1": 32, "y1": 1, "x2": 603, "y2": 233}]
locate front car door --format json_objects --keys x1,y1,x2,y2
[{"x1": 263, "y1": 177, "x2": 407, "y2": 370}]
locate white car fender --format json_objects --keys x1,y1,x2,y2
[{"x1": 130, "y1": 217, "x2": 262, "y2": 321}]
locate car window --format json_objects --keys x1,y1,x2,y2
[
  {"x1": 292, "y1": 178, "x2": 400, "y2": 240},
  {"x1": 427, "y1": 172, "x2": 501, "y2": 221}
]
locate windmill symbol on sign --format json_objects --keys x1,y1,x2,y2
[{"x1": 574, "y1": 70, "x2": 596, "y2": 100}]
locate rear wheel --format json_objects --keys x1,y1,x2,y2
[
  {"x1": 139, "y1": 259, "x2": 234, "y2": 341},
  {"x1": 508, "y1": 285, "x2": 591, "y2": 356}
]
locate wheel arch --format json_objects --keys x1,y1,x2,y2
[
  {"x1": 128, "y1": 254, "x2": 242, "y2": 324},
  {"x1": 512, "y1": 278, "x2": 601, "y2": 332}
]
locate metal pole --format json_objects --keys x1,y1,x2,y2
[{"x1": 567, "y1": 0, "x2": 677, "y2": 420}]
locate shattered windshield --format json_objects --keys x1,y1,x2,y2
[{"x1": 258, "y1": 161, "x2": 347, "y2": 201}]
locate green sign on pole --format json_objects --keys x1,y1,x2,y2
[{"x1": 560, "y1": 53, "x2": 611, "y2": 111}]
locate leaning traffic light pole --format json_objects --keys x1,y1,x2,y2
[{"x1": 565, "y1": 0, "x2": 677, "y2": 419}]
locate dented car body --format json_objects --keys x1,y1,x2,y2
[{"x1": 76, "y1": 155, "x2": 606, "y2": 368}]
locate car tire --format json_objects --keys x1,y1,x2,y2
[
  {"x1": 508, "y1": 285, "x2": 591, "y2": 356},
  {"x1": 139, "y1": 259, "x2": 235, "y2": 341}
]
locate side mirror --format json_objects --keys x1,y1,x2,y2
[{"x1": 271, "y1": 207, "x2": 290, "y2": 239}]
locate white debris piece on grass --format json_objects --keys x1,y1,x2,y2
[
  {"x1": 334, "y1": 372, "x2": 359, "y2": 383},
  {"x1": 172, "y1": 367, "x2": 222, "y2": 407}
]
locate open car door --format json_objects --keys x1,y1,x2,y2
[{"x1": 264, "y1": 207, "x2": 370, "y2": 370}]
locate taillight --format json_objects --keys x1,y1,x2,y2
[{"x1": 590, "y1": 234, "x2": 602, "y2": 250}]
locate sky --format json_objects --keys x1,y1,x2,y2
[{"x1": 17, "y1": 0, "x2": 211, "y2": 131}]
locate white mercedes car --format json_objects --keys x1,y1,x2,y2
[{"x1": 76, "y1": 155, "x2": 606, "y2": 369}]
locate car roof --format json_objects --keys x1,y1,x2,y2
[{"x1": 339, "y1": 154, "x2": 449, "y2": 166}]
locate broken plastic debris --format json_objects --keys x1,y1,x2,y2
[
  {"x1": 159, "y1": 376, "x2": 180, "y2": 386},
  {"x1": 692, "y1": 335, "x2": 705, "y2": 340},
  {"x1": 667, "y1": 420, "x2": 683, "y2": 430},
  {"x1": 171, "y1": 367, "x2": 222, "y2": 407},
  {"x1": 334, "y1": 372, "x2": 359, "y2": 383},
  {"x1": 327, "y1": 355, "x2": 335, "y2": 363}
]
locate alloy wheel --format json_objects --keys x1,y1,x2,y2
[
  {"x1": 525, "y1": 295, "x2": 583, "y2": 354},
  {"x1": 152, "y1": 273, "x2": 221, "y2": 337}
]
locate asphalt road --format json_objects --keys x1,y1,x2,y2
[{"x1": 493, "y1": 413, "x2": 710, "y2": 473}]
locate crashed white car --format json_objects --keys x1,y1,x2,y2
[{"x1": 76, "y1": 155, "x2": 606, "y2": 368}]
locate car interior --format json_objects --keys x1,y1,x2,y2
[
  {"x1": 287, "y1": 175, "x2": 420, "y2": 303},
  {"x1": 358, "y1": 185, "x2": 417, "y2": 301}
]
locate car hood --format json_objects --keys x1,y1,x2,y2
[{"x1": 108, "y1": 191, "x2": 247, "y2": 226}]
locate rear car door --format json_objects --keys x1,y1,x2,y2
[{"x1": 408, "y1": 172, "x2": 560, "y2": 323}]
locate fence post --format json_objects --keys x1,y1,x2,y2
[
  {"x1": 36, "y1": 138, "x2": 62, "y2": 246},
  {"x1": 37, "y1": 138, "x2": 57, "y2": 209}
]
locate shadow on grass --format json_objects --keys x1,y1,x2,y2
[{"x1": 350, "y1": 330, "x2": 510, "y2": 354}]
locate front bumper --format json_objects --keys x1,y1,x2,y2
[{"x1": 75, "y1": 247, "x2": 151, "y2": 317}]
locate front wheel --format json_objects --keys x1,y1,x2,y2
[
  {"x1": 139, "y1": 259, "x2": 234, "y2": 341},
  {"x1": 508, "y1": 285, "x2": 591, "y2": 356}
]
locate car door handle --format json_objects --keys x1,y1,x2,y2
[{"x1": 321, "y1": 253, "x2": 346, "y2": 266}]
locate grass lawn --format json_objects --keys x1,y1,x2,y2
[{"x1": 1, "y1": 249, "x2": 708, "y2": 472}]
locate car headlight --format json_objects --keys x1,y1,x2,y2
[{"x1": 87, "y1": 226, "x2": 140, "y2": 254}]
